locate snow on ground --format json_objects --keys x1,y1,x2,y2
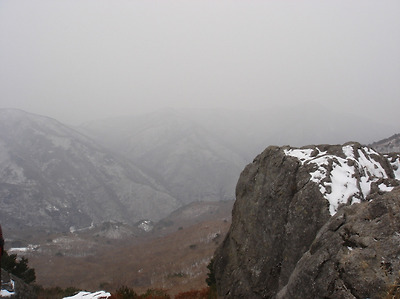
[
  {"x1": 285, "y1": 144, "x2": 397, "y2": 215},
  {"x1": 0, "y1": 289, "x2": 14, "y2": 297},
  {"x1": 138, "y1": 220, "x2": 154, "y2": 232},
  {"x1": 0, "y1": 280, "x2": 15, "y2": 297},
  {"x1": 63, "y1": 291, "x2": 111, "y2": 299},
  {"x1": 9, "y1": 244, "x2": 39, "y2": 254},
  {"x1": 378, "y1": 183, "x2": 394, "y2": 192}
]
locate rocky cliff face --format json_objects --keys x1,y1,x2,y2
[
  {"x1": 214, "y1": 143, "x2": 400, "y2": 298},
  {"x1": 277, "y1": 187, "x2": 400, "y2": 299}
]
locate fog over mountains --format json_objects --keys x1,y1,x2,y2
[
  {"x1": 80, "y1": 102, "x2": 397, "y2": 158},
  {"x1": 0, "y1": 109, "x2": 179, "y2": 233},
  {"x1": 79, "y1": 108, "x2": 246, "y2": 205},
  {"x1": 0, "y1": 106, "x2": 398, "y2": 234}
]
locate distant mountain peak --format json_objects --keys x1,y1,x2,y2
[
  {"x1": 0, "y1": 110, "x2": 179, "y2": 234},
  {"x1": 369, "y1": 133, "x2": 400, "y2": 153}
]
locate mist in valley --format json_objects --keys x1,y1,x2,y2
[{"x1": 0, "y1": 0, "x2": 399, "y2": 297}]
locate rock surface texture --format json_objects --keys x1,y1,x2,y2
[
  {"x1": 214, "y1": 143, "x2": 400, "y2": 298},
  {"x1": 277, "y1": 187, "x2": 400, "y2": 299}
]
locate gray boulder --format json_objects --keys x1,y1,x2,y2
[
  {"x1": 277, "y1": 187, "x2": 400, "y2": 299},
  {"x1": 214, "y1": 143, "x2": 399, "y2": 298}
]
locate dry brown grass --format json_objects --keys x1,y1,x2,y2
[{"x1": 27, "y1": 209, "x2": 231, "y2": 297}]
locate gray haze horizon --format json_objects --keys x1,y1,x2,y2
[{"x1": 0, "y1": 1, "x2": 399, "y2": 127}]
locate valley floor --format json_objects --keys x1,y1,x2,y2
[{"x1": 14, "y1": 201, "x2": 233, "y2": 297}]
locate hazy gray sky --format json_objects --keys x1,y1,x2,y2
[{"x1": 0, "y1": 0, "x2": 399, "y2": 125}]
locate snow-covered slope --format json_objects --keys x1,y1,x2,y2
[{"x1": 0, "y1": 109, "x2": 179, "y2": 233}]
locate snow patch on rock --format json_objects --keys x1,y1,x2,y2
[
  {"x1": 285, "y1": 144, "x2": 397, "y2": 215},
  {"x1": 63, "y1": 291, "x2": 111, "y2": 299},
  {"x1": 0, "y1": 280, "x2": 15, "y2": 297}
]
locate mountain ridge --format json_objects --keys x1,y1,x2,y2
[
  {"x1": 369, "y1": 133, "x2": 400, "y2": 154},
  {"x1": 0, "y1": 108, "x2": 179, "y2": 234},
  {"x1": 79, "y1": 109, "x2": 246, "y2": 205},
  {"x1": 1, "y1": 107, "x2": 398, "y2": 238}
]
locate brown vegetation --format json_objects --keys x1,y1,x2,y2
[
  {"x1": 26, "y1": 202, "x2": 232, "y2": 297},
  {"x1": 107, "y1": 286, "x2": 216, "y2": 299}
]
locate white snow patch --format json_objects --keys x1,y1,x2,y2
[
  {"x1": 285, "y1": 145, "x2": 396, "y2": 216},
  {"x1": 70, "y1": 223, "x2": 95, "y2": 233},
  {"x1": 363, "y1": 147, "x2": 380, "y2": 156},
  {"x1": 283, "y1": 148, "x2": 327, "y2": 165},
  {"x1": 0, "y1": 289, "x2": 15, "y2": 297},
  {"x1": 9, "y1": 244, "x2": 39, "y2": 253},
  {"x1": 63, "y1": 291, "x2": 111, "y2": 299},
  {"x1": 357, "y1": 149, "x2": 387, "y2": 178},
  {"x1": 284, "y1": 148, "x2": 314, "y2": 164},
  {"x1": 359, "y1": 177, "x2": 371, "y2": 200},
  {"x1": 324, "y1": 160, "x2": 360, "y2": 215},
  {"x1": 0, "y1": 280, "x2": 16, "y2": 297},
  {"x1": 379, "y1": 183, "x2": 394, "y2": 192},
  {"x1": 342, "y1": 145, "x2": 354, "y2": 157},
  {"x1": 46, "y1": 205, "x2": 60, "y2": 212},
  {"x1": 138, "y1": 220, "x2": 153, "y2": 232},
  {"x1": 394, "y1": 159, "x2": 400, "y2": 180}
]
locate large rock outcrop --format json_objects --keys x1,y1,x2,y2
[
  {"x1": 277, "y1": 187, "x2": 400, "y2": 299},
  {"x1": 214, "y1": 143, "x2": 400, "y2": 298}
]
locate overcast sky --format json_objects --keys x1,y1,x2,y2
[{"x1": 0, "y1": 0, "x2": 399, "y2": 125}]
